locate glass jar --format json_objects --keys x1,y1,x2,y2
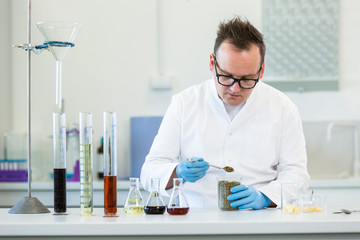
[
  {"x1": 217, "y1": 173, "x2": 242, "y2": 210},
  {"x1": 281, "y1": 182, "x2": 306, "y2": 214}
]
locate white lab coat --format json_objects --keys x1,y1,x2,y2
[{"x1": 140, "y1": 78, "x2": 310, "y2": 208}]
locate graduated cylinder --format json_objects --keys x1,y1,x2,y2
[
  {"x1": 53, "y1": 113, "x2": 67, "y2": 214},
  {"x1": 103, "y1": 111, "x2": 118, "y2": 216},
  {"x1": 79, "y1": 112, "x2": 93, "y2": 216}
]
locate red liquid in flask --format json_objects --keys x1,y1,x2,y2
[
  {"x1": 167, "y1": 207, "x2": 189, "y2": 215},
  {"x1": 104, "y1": 176, "x2": 117, "y2": 215}
]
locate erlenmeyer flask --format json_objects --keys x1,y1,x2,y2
[
  {"x1": 144, "y1": 178, "x2": 166, "y2": 214},
  {"x1": 124, "y1": 177, "x2": 144, "y2": 214},
  {"x1": 167, "y1": 178, "x2": 189, "y2": 215}
]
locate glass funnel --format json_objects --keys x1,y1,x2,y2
[
  {"x1": 37, "y1": 21, "x2": 81, "y2": 112},
  {"x1": 124, "y1": 178, "x2": 144, "y2": 214},
  {"x1": 167, "y1": 178, "x2": 189, "y2": 215},
  {"x1": 144, "y1": 178, "x2": 166, "y2": 214}
]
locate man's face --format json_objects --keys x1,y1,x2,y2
[{"x1": 209, "y1": 41, "x2": 265, "y2": 106}]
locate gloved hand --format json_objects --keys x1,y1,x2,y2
[
  {"x1": 176, "y1": 157, "x2": 209, "y2": 183},
  {"x1": 227, "y1": 185, "x2": 271, "y2": 210}
]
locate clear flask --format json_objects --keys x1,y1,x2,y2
[
  {"x1": 144, "y1": 178, "x2": 166, "y2": 214},
  {"x1": 167, "y1": 178, "x2": 189, "y2": 215},
  {"x1": 124, "y1": 177, "x2": 144, "y2": 214}
]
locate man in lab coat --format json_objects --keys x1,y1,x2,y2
[{"x1": 140, "y1": 16, "x2": 310, "y2": 209}]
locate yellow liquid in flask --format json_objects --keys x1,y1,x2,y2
[{"x1": 124, "y1": 206, "x2": 144, "y2": 214}]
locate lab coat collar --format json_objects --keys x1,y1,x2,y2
[
  {"x1": 209, "y1": 77, "x2": 224, "y2": 107},
  {"x1": 208, "y1": 77, "x2": 263, "y2": 116}
]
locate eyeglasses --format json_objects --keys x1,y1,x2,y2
[{"x1": 213, "y1": 55, "x2": 262, "y2": 89}]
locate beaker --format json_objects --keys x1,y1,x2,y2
[
  {"x1": 167, "y1": 178, "x2": 189, "y2": 215},
  {"x1": 299, "y1": 193, "x2": 327, "y2": 213},
  {"x1": 144, "y1": 178, "x2": 166, "y2": 214},
  {"x1": 217, "y1": 173, "x2": 242, "y2": 211},
  {"x1": 124, "y1": 177, "x2": 144, "y2": 214},
  {"x1": 281, "y1": 182, "x2": 306, "y2": 214},
  {"x1": 103, "y1": 112, "x2": 117, "y2": 216},
  {"x1": 79, "y1": 112, "x2": 93, "y2": 216},
  {"x1": 53, "y1": 112, "x2": 67, "y2": 214}
]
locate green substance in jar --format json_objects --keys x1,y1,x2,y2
[{"x1": 218, "y1": 180, "x2": 240, "y2": 210}]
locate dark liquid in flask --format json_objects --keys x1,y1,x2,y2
[
  {"x1": 54, "y1": 168, "x2": 66, "y2": 213},
  {"x1": 104, "y1": 176, "x2": 117, "y2": 215},
  {"x1": 167, "y1": 207, "x2": 189, "y2": 215},
  {"x1": 144, "y1": 206, "x2": 166, "y2": 214}
]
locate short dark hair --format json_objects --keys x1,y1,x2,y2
[{"x1": 214, "y1": 16, "x2": 266, "y2": 65}]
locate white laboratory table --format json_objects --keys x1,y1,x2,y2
[
  {"x1": 1, "y1": 207, "x2": 360, "y2": 240},
  {"x1": 1, "y1": 179, "x2": 360, "y2": 208}
]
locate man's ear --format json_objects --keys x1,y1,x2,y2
[{"x1": 209, "y1": 53, "x2": 215, "y2": 72}]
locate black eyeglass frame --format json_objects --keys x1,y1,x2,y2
[{"x1": 213, "y1": 55, "x2": 262, "y2": 89}]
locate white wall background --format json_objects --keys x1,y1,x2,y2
[
  {"x1": 1, "y1": 0, "x2": 360, "y2": 180},
  {"x1": 0, "y1": 0, "x2": 12, "y2": 161}
]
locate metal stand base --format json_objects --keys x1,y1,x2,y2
[{"x1": 8, "y1": 197, "x2": 50, "y2": 214}]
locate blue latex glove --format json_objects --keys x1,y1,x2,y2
[
  {"x1": 176, "y1": 157, "x2": 209, "y2": 183},
  {"x1": 227, "y1": 185, "x2": 271, "y2": 210}
]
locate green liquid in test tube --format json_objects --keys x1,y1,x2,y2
[{"x1": 79, "y1": 112, "x2": 93, "y2": 216}]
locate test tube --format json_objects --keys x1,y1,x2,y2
[
  {"x1": 79, "y1": 112, "x2": 93, "y2": 216},
  {"x1": 103, "y1": 111, "x2": 118, "y2": 216},
  {"x1": 53, "y1": 112, "x2": 67, "y2": 214}
]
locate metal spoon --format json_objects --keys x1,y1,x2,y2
[
  {"x1": 341, "y1": 209, "x2": 360, "y2": 214},
  {"x1": 208, "y1": 164, "x2": 234, "y2": 172},
  {"x1": 186, "y1": 158, "x2": 234, "y2": 172},
  {"x1": 333, "y1": 209, "x2": 360, "y2": 214},
  {"x1": 341, "y1": 209, "x2": 352, "y2": 214}
]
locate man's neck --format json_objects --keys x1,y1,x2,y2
[{"x1": 224, "y1": 101, "x2": 245, "y2": 120}]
